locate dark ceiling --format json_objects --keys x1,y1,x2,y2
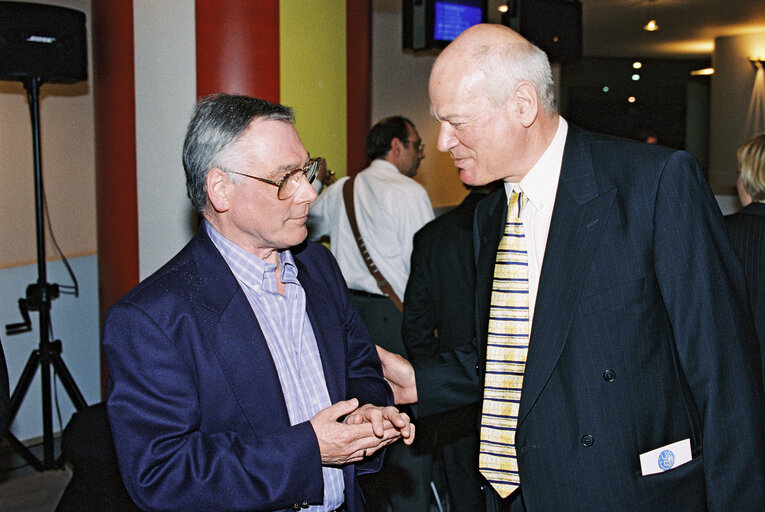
[{"x1": 376, "y1": 0, "x2": 765, "y2": 59}]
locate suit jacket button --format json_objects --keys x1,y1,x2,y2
[
  {"x1": 582, "y1": 434, "x2": 594, "y2": 447},
  {"x1": 603, "y1": 369, "x2": 616, "y2": 382},
  {"x1": 475, "y1": 361, "x2": 480, "y2": 375},
  {"x1": 291, "y1": 504, "x2": 301, "y2": 510}
]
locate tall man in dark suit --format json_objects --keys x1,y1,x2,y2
[
  {"x1": 378, "y1": 24, "x2": 765, "y2": 511},
  {"x1": 103, "y1": 94, "x2": 413, "y2": 512}
]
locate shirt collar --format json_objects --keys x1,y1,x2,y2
[
  {"x1": 504, "y1": 116, "x2": 568, "y2": 211},
  {"x1": 204, "y1": 220, "x2": 298, "y2": 294},
  {"x1": 369, "y1": 158, "x2": 402, "y2": 176}
]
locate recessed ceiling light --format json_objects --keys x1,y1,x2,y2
[
  {"x1": 497, "y1": 4, "x2": 509, "y2": 13},
  {"x1": 644, "y1": 19, "x2": 659, "y2": 32},
  {"x1": 628, "y1": 96, "x2": 636, "y2": 103},
  {"x1": 632, "y1": 74, "x2": 641, "y2": 81},
  {"x1": 633, "y1": 62, "x2": 642, "y2": 69}
]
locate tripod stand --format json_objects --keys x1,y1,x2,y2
[{"x1": 4, "y1": 76, "x2": 88, "y2": 471}]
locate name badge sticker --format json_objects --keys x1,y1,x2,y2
[{"x1": 639, "y1": 438, "x2": 692, "y2": 476}]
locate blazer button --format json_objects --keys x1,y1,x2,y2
[
  {"x1": 603, "y1": 369, "x2": 616, "y2": 382},
  {"x1": 582, "y1": 434, "x2": 594, "y2": 447},
  {"x1": 475, "y1": 361, "x2": 480, "y2": 375},
  {"x1": 291, "y1": 505, "x2": 301, "y2": 511}
]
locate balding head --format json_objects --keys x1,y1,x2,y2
[{"x1": 431, "y1": 24, "x2": 556, "y2": 115}]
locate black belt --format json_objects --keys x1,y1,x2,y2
[{"x1": 348, "y1": 288, "x2": 387, "y2": 299}]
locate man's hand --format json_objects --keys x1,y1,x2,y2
[
  {"x1": 376, "y1": 346, "x2": 418, "y2": 404},
  {"x1": 309, "y1": 399, "x2": 401, "y2": 465},
  {"x1": 344, "y1": 403, "x2": 415, "y2": 445}
]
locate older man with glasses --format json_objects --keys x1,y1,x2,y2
[{"x1": 103, "y1": 94, "x2": 414, "y2": 512}]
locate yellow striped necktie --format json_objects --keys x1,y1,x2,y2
[{"x1": 479, "y1": 190, "x2": 529, "y2": 498}]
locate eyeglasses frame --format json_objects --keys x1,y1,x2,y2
[
  {"x1": 225, "y1": 157, "x2": 321, "y2": 200},
  {"x1": 402, "y1": 138, "x2": 425, "y2": 154}
]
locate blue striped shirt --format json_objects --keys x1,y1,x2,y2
[{"x1": 206, "y1": 221, "x2": 344, "y2": 511}]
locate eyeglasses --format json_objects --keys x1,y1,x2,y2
[
  {"x1": 403, "y1": 139, "x2": 425, "y2": 154},
  {"x1": 226, "y1": 157, "x2": 321, "y2": 200}
]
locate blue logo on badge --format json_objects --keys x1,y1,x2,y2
[{"x1": 657, "y1": 449, "x2": 675, "y2": 471}]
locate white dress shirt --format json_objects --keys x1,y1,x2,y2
[
  {"x1": 307, "y1": 159, "x2": 434, "y2": 299},
  {"x1": 503, "y1": 116, "x2": 568, "y2": 329}
]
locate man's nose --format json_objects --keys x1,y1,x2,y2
[
  {"x1": 437, "y1": 122, "x2": 457, "y2": 152},
  {"x1": 295, "y1": 173, "x2": 318, "y2": 203}
]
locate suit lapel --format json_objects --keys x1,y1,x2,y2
[
  {"x1": 518, "y1": 127, "x2": 616, "y2": 423},
  {"x1": 191, "y1": 227, "x2": 292, "y2": 431}
]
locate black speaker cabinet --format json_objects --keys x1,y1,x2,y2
[
  {"x1": 502, "y1": 0, "x2": 582, "y2": 63},
  {"x1": 0, "y1": 1, "x2": 87, "y2": 84}
]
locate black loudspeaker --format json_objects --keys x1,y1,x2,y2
[
  {"x1": 502, "y1": 0, "x2": 582, "y2": 63},
  {"x1": 0, "y1": 1, "x2": 87, "y2": 84}
]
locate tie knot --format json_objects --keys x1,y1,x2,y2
[{"x1": 509, "y1": 191, "x2": 528, "y2": 219}]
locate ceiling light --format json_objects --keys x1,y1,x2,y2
[
  {"x1": 633, "y1": 62, "x2": 642, "y2": 69},
  {"x1": 497, "y1": 4, "x2": 509, "y2": 13},
  {"x1": 644, "y1": 19, "x2": 659, "y2": 32},
  {"x1": 690, "y1": 68, "x2": 714, "y2": 76},
  {"x1": 628, "y1": 96, "x2": 636, "y2": 103},
  {"x1": 632, "y1": 74, "x2": 641, "y2": 81},
  {"x1": 602, "y1": 86, "x2": 610, "y2": 93},
  {"x1": 643, "y1": 0, "x2": 659, "y2": 32}
]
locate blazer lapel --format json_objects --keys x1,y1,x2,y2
[
  {"x1": 191, "y1": 227, "x2": 292, "y2": 431},
  {"x1": 518, "y1": 127, "x2": 616, "y2": 423}
]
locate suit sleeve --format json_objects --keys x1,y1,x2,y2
[
  {"x1": 652, "y1": 151, "x2": 765, "y2": 510},
  {"x1": 104, "y1": 303, "x2": 325, "y2": 512},
  {"x1": 402, "y1": 228, "x2": 440, "y2": 362}
]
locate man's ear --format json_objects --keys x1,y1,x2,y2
[
  {"x1": 206, "y1": 168, "x2": 232, "y2": 213},
  {"x1": 513, "y1": 81, "x2": 539, "y2": 128},
  {"x1": 390, "y1": 137, "x2": 404, "y2": 156}
]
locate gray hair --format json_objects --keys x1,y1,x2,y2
[
  {"x1": 182, "y1": 94, "x2": 295, "y2": 213},
  {"x1": 471, "y1": 36, "x2": 557, "y2": 114}
]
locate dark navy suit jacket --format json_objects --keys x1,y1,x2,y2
[
  {"x1": 415, "y1": 125, "x2": 765, "y2": 511},
  {"x1": 104, "y1": 225, "x2": 392, "y2": 512},
  {"x1": 725, "y1": 201, "x2": 765, "y2": 383}
]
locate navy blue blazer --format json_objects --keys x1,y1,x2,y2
[
  {"x1": 104, "y1": 225, "x2": 392, "y2": 512},
  {"x1": 415, "y1": 125, "x2": 765, "y2": 511}
]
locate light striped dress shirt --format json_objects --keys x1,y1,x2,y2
[{"x1": 206, "y1": 221, "x2": 344, "y2": 511}]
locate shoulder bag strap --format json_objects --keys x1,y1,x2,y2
[{"x1": 342, "y1": 175, "x2": 404, "y2": 312}]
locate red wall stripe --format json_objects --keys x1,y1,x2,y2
[
  {"x1": 346, "y1": 1, "x2": 372, "y2": 177},
  {"x1": 92, "y1": 2, "x2": 140, "y2": 397},
  {"x1": 195, "y1": 0, "x2": 280, "y2": 101}
]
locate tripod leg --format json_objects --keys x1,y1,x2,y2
[
  {"x1": 50, "y1": 348, "x2": 87, "y2": 410},
  {"x1": 9, "y1": 349, "x2": 40, "y2": 421},
  {"x1": 3, "y1": 430, "x2": 45, "y2": 472}
]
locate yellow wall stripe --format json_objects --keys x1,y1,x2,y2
[{"x1": 280, "y1": 1, "x2": 348, "y2": 178}]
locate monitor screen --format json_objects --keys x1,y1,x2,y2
[{"x1": 432, "y1": 1, "x2": 483, "y2": 43}]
